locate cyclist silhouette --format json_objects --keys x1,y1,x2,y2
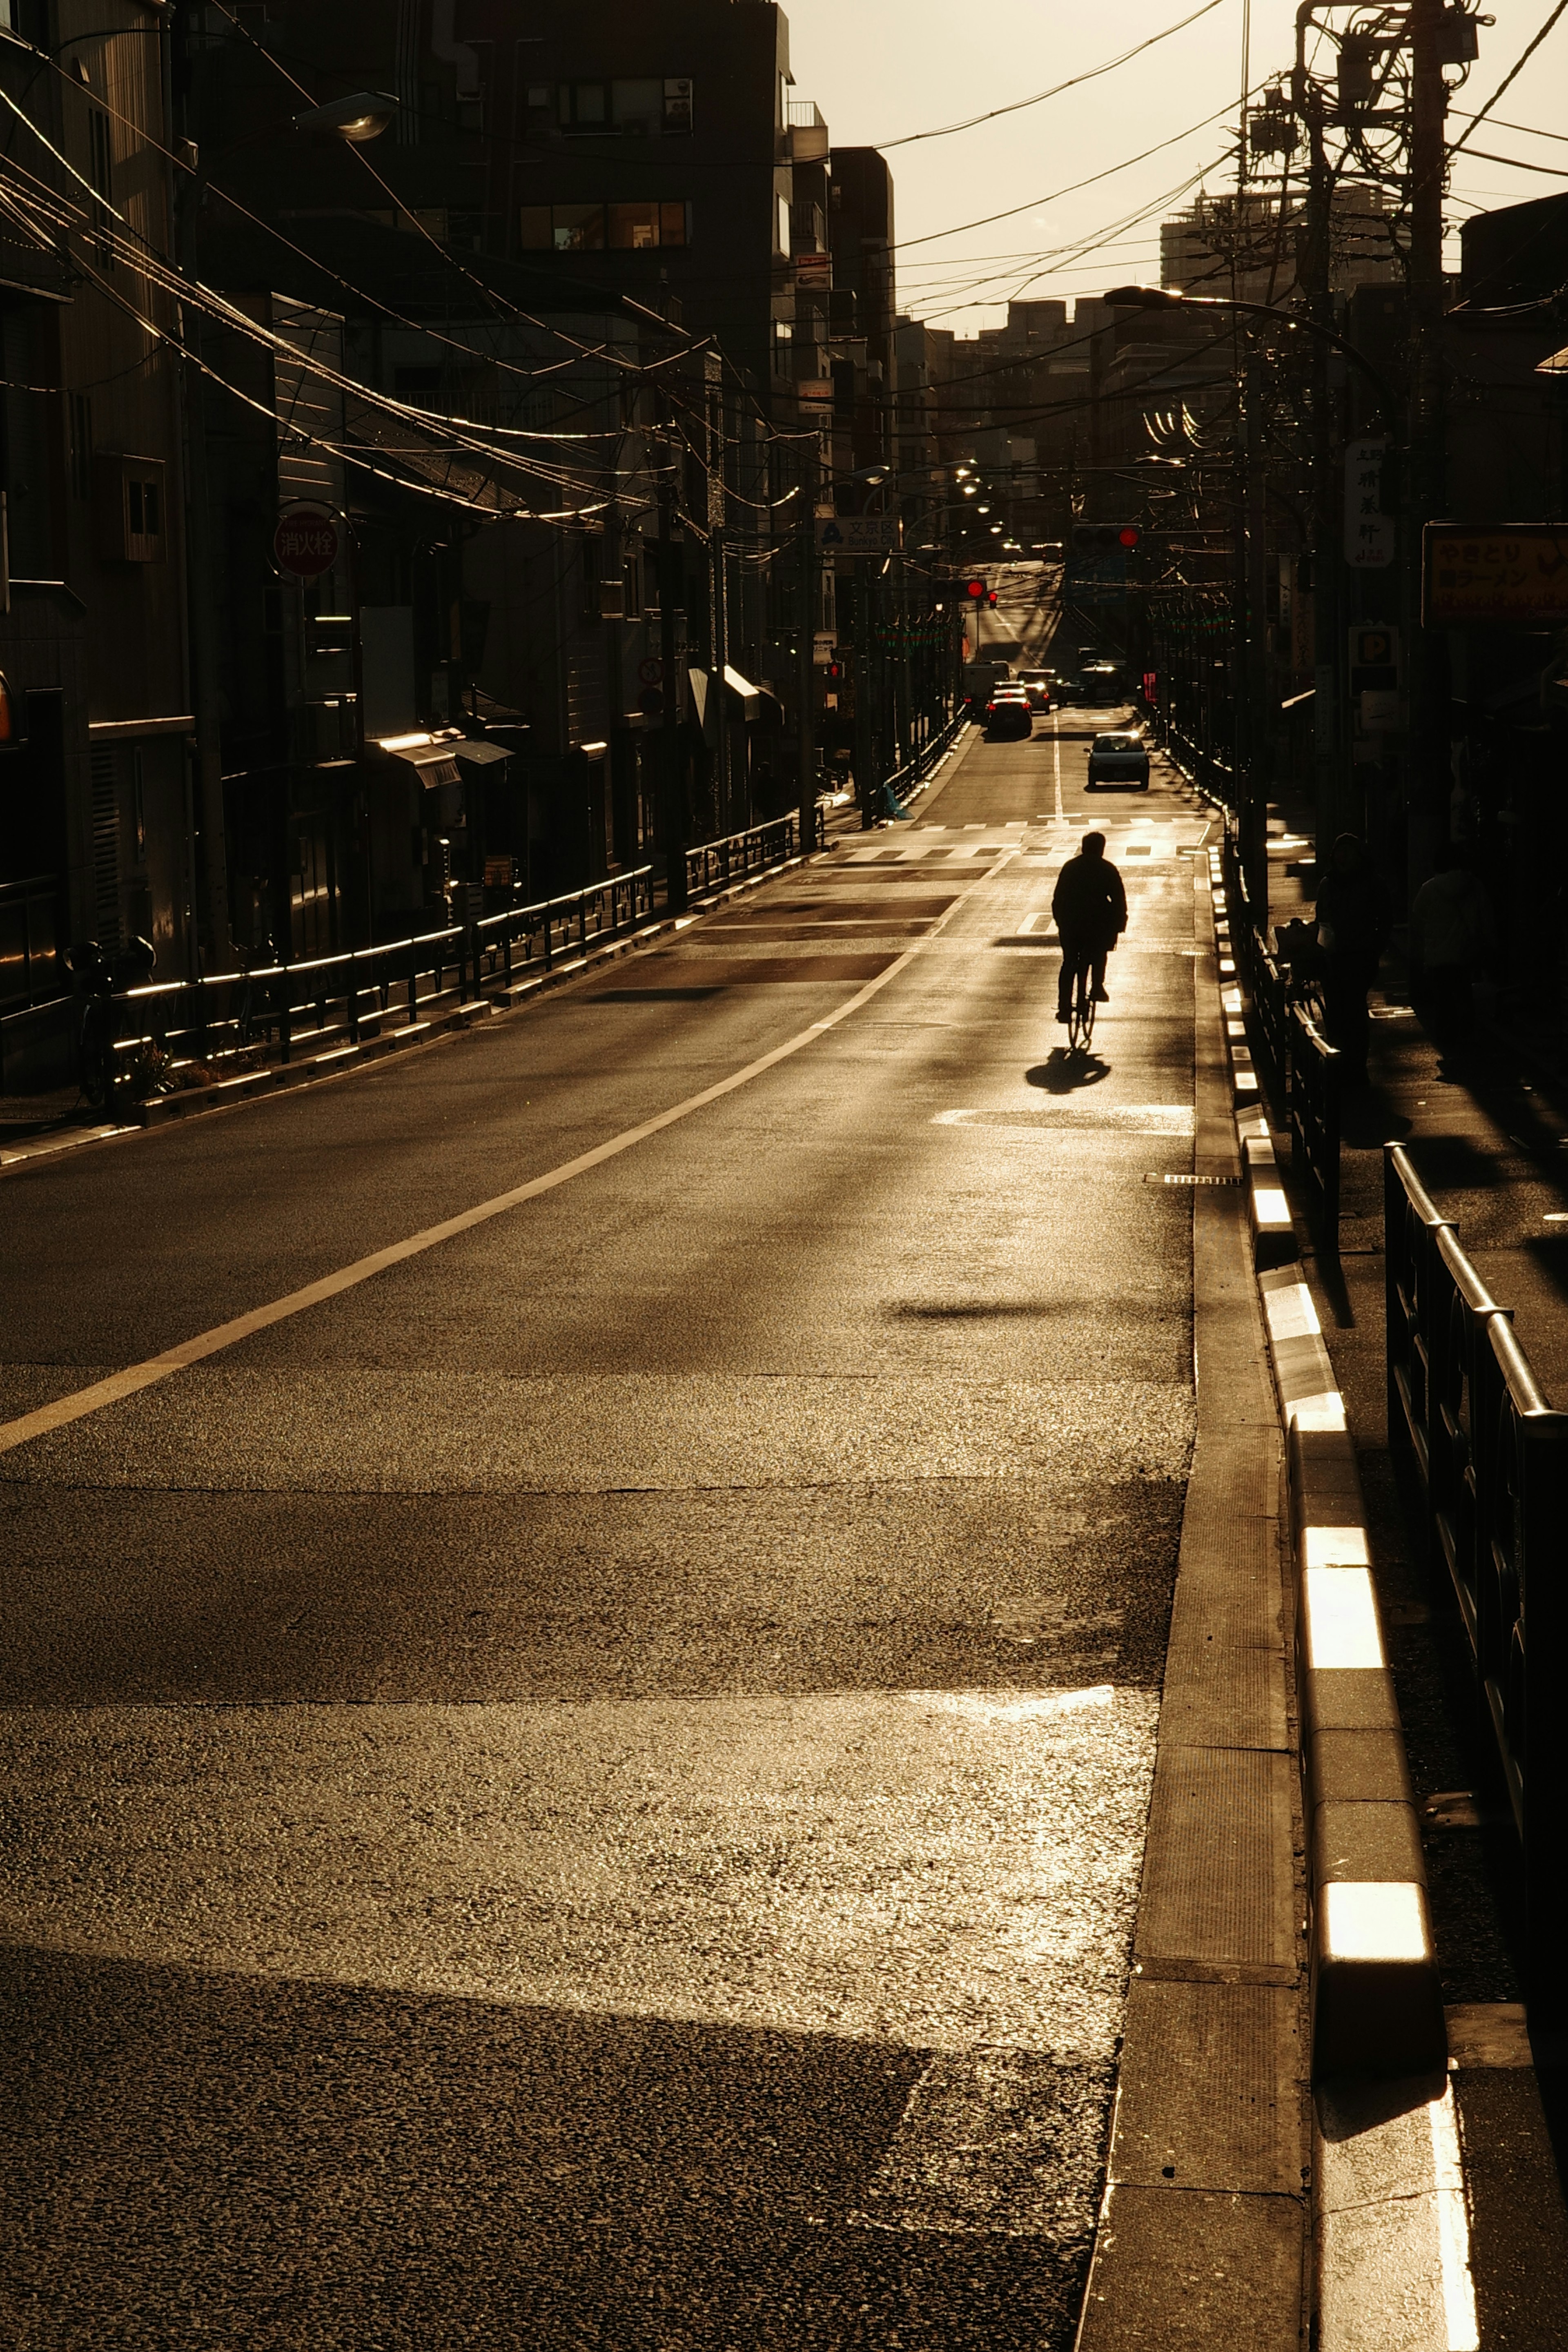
[{"x1": 1052, "y1": 832, "x2": 1127, "y2": 1026}]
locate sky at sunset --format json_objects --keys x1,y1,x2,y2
[{"x1": 777, "y1": 0, "x2": 1568, "y2": 334}]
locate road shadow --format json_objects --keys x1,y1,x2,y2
[
  {"x1": 1340, "y1": 1084, "x2": 1413, "y2": 1151},
  {"x1": 1025, "y1": 1051, "x2": 1111, "y2": 1093},
  {"x1": 0, "y1": 1943, "x2": 1102, "y2": 2350}
]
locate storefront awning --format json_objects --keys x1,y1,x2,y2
[{"x1": 372, "y1": 730, "x2": 463, "y2": 788}]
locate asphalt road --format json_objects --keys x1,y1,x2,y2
[{"x1": 0, "y1": 706, "x2": 1209, "y2": 2348}]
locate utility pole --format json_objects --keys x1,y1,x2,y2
[
  {"x1": 796, "y1": 437, "x2": 819, "y2": 856},
  {"x1": 656, "y1": 426, "x2": 687, "y2": 914},
  {"x1": 852, "y1": 555, "x2": 875, "y2": 829},
  {"x1": 1243, "y1": 349, "x2": 1271, "y2": 920},
  {"x1": 1405, "y1": 0, "x2": 1449, "y2": 904},
  {"x1": 1293, "y1": 47, "x2": 1343, "y2": 855},
  {"x1": 710, "y1": 526, "x2": 730, "y2": 835}
]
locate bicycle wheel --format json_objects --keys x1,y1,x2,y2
[{"x1": 1066, "y1": 966, "x2": 1096, "y2": 1053}]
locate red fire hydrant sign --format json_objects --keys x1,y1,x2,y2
[{"x1": 273, "y1": 506, "x2": 340, "y2": 579}]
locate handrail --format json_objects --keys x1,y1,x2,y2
[
  {"x1": 684, "y1": 808, "x2": 817, "y2": 899},
  {"x1": 60, "y1": 805, "x2": 817, "y2": 1109},
  {"x1": 1384, "y1": 1142, "x2": 1568, "y2": 2033},
  {"x1": 885, "y1": 706, "x2": 969, "y2": 809}
]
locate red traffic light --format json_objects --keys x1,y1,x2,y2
[
  {"x1": 964, "y1": 578, "x2": 987, "y2": 599},
  {"x1": 1118, "y1": 526, "x2": 1140, "y2": 549},
  {"x1": 987, "y1": 590, "x2": 998, "y2": 606}
]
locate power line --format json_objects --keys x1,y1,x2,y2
[
  {"x1": 871, "y1": 0, "x2": 1228, "y2": 149},
  {"x1": 1448, "y1": 0, "x2": 1568, "y2": 163}
]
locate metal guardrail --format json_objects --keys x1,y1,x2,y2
[
  {"x1": 106, "y1": 868, "x2": 658, "y2": 1080},
  {"x1": 1385, "y1": 1143, "x2": 1568, "y2": 2028},
  {"x1": 1221, "y1": 820, "x2": 1341, "y2": 1250},
  {"x1": 684, "y1": 810, "x2": 814, "y2": 899},
  {"x1": 70, "y1": 808, "x2": 818, "y2": 1103},
  {"x1": 1288, "y1": 1004, "x2": 1341, "y2": 1243},
  {"x1": 884, "y1": 707, "x2": 969, "y2": 811}
]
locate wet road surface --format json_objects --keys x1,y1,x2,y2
[{"x1": 0, "y1": 710, "x2": 1211, "y2": 2347}]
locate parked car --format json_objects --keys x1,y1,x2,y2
[
  {"x1": 1086, "y1": 730, "x2": 1150, "y2": 788},
  {"x1": 984, "y1": 692, "x2": 1032, "y2": 740}
]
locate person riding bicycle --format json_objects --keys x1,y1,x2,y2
[{"x1": 1052, "y1": 831, "x2": 1127, "y2": 1025}]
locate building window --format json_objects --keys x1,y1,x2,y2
[
  {"x1": 559, "y1": 81, "x2": 608, "y2": 129},
  {"x1": 608, "y1": 201, "x2": 685, "y2": 250},
  {"x1": 777, "y1": 195, "x2": 790, "y2": 254},
  {"x1": 93, "y1": 453, "x2": 166, "y2": 563},
  {"x1": 557, "y1": 78, "x2": 693, "y2": 134},
  {"x1": 519, "y1": 202, "x2": 688, "y2": 253}
]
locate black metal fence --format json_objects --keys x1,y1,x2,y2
[
  {"x1": 1385, "y1": 1143, "x2": 1568, "y2": 2030},
  {"x1": 1288, "y1": 1004, "x2": 1342, "y2": 1241},
  {"x1": 684, "y1": 809, "x2": 815, "y2": 899},
  {"x1": 1220, "y1": 820, "x2": 1341, "y2": 1249},
  {"x1": 111, "y1": 866, "x2": 657, "y2": 1080},
  {"x1": 884, "y1": 707, "x2": 971, "y2": 812},
  {"x1": 76, "y1": 809, "x2": 820, "y2": 1103}
]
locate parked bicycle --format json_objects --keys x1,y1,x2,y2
[{"x1": 66, "y1": 936, "x2": 155, "y2": 1111}]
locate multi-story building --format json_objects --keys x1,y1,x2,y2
[{"x1": 0, "y1": 0, "x2": 201, "y2": 1089}]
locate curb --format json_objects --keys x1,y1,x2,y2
[
  {"x1": 1207, "y1": 850, "x2": 1292, "y2": 1266},
  {"x1": 1207, "y1": 848, "x2": 1446, "y2": 2083}
]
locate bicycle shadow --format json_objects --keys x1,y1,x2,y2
[{"x1": 1025, "y1": 1050, "x2": 1111, "y2": 1094}]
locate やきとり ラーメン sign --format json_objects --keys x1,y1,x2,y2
[{"x1": 1423, "y1": 523, "x2": 1568, "y2": 626}]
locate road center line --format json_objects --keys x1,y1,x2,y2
[
  {"x1": 0, "y1": 854, "x2": 1016, "y2": 1458},
  {"x1": 1053, "y1": 709, "x2": 1063, "y2": 821}
]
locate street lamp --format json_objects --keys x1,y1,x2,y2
[
  {"x1": 1101, "y1": 284, "x2": 1396, "y2": 434},
  {"x1": 292, "y1": 91, "x2": 400, "y2": 143}
]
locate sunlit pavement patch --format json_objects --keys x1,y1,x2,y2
[
  {"x1": 0, "y1": 1689, "x2": 1158, "y2": 2058},
  {"x1": 933, "y1": 1107, "x2": 1196, "y2": 1136}
]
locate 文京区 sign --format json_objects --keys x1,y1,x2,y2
[
  {"x1": 274, "y1": 506, "x2": 340, "y2": 579},
  {"x1": 1424, "y1": 524, "x2": 1568, "y2": 626}
]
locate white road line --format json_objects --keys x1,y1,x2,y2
[
  {"x1": 1053, "y1": 710, "x2": 1064, "y2": 821},
  {"x1": 0, "y1": 853, "x2": 1018, "y2": 1457}
]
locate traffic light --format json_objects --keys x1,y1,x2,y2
[
  {"x1": 987, "y1": 589, "x2": 998, "y2": 606},
  {"x1": 964, "y1": 578, "x2": 987, "y2": 600},
  {"x1": 1072, "y1": 525, "x2": 1141, "y2": 552}
]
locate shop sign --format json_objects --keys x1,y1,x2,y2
[
  {"x1": 1424, "y1": 524, "x2": 1568, "y2": 625},
  {"x1": 1344, "y1": 439, "x2": 1395, "y2": 569}
]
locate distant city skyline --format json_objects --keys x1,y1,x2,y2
[{"x1": 780, "y1": 0, "x2": 1568, "y2": 335}]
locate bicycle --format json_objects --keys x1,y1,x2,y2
[{"x1": 1062, "y1": 948, "x2": 1097, "y2": 1054}]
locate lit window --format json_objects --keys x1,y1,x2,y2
[
  {"x1": 553, "y1": 203, "x2": 605, "y2": 252},
  {"x1": 522, "y1": 203, "x2": 686, "y2": 254}
]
